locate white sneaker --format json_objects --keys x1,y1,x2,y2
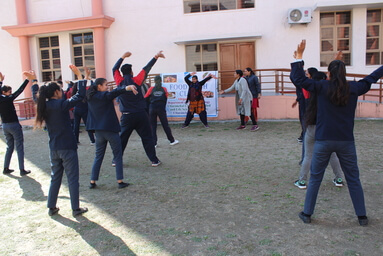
[{"x1": 170, "y1": 140, "x2": 179, "y2": 146}]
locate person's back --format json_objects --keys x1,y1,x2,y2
[
  {"x1": 87, "y1": 90, "x2": 121, "y2": 133},
  {"x1": 45, "y1": 98, "x2": 77, "y2": 150}
]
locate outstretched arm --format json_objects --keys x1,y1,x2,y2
[
  {"x1": 133, "y1": 51, "x2": 165, "y2": 85},
  {"x1": 113, "y1": 52, "x2": 131, "y2": 86},
  {"x1": 0, "y1": 72, "x2": 4, "y2": 90},
  {"x1": 12, "y1": 71, "x2": 36, "y2": 99},
  {"x1": 184, "y1": 72, "x2": 195, "y2": 86}
]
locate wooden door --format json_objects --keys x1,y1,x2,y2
[{"x1": 219, "y1": 42, "x2": 255, "y2": 90}]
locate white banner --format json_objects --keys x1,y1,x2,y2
[{"x1": 161, "y1": 71, "x2": 218, "y2": 117}]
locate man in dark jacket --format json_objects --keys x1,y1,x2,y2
[{"x1": 113, "y1": 51, "x2": 164, "y2": 167}]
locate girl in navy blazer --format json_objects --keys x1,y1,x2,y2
[
  {"x1": 291, "y1": 40, "x2": 383, "y2": 226},
  {"x1": 86, "y1": 77, "x2": 138, "y2": 189},
  {"x1": 35, "y1": 65, "x2": 88, "y2": 217}
]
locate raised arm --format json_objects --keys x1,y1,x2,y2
[
  {"x1": 12, "y1": 71, "x2": 36, "y2": 99},
  {"x1": 113, "y1": 52, "x2": 131, "y2": 86},
  {"x1": 0, "y1": 72, "x2": 4, "y2": 90},
  {"x1": 133, "y1": 51, "x2": 165, "y2": 86},
  {"x1": 356, "y1": 65, "x2": 383, "y2": 96},
  {"x1": 184, "y1": 73, "x2": 193, "y2": 86}
]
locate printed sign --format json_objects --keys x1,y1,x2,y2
[{"x1": 161, "y1": 71, "x2": 218, "y2": 117}]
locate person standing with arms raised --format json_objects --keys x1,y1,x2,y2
[
  {"x1": 35, "y1": 65, "x2": 88, "y2": 217},
  {"x1": 113, "y1": 51, "x2": 164, "y2": 167},
  {"x1": 291, "y1": 40, "x2": 383, "y2": 226},
  {"x1": 1, "y1": 71, "x2": 35, "y2": 176}
]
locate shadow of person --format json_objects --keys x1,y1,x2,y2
[
  {"x1": 9, "y1": 174, "x2": 46, "y2": 202},
  {"x1": 53, "y1": 215, "x2": 136, "y2": 256}
]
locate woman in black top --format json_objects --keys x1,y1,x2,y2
[
  {"x1": 0, "y1": 71, "x2": 35, "y2": 175},
  {"x1": 144, "y1": 75, "x2": 178, "y2": 147}
]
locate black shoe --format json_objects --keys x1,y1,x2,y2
[
  {"x1": 151, "y1": 160, "x2": 161, "y2": 167},
  {"x1": 358, "y1": 216, "x2": 368, "y2": 226},
  {"x1": 89, "y1": 182, "x2": 97, "y2": 189},
  {"x1": 299, "y1": 211, "x2": 311, "y2": 223},
  {"x1": 48, "y1": 207, "x2": 60, "y2": 216},
  {"x1": 20, "y1": 169, "x2": 31, "y2": 176},
  {"x1": 73, "y1": 207, "x2": 88, "y2": 217},
  {"x1": 118, "y1": 182, "x2": 130, "y2": 189},
  {"x1": 3, "y1": 168, "x2": 14, "y2": 174}
]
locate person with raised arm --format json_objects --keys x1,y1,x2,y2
[
  {"x1": 87, "y1": 74, "x2": 138, "y2": 189},
  {"x1": 112, "y1": 51, "x2": 164, "y2": 167},
  {"x1": 1, "y1": 71, "x2": 35, "y2": 176},
  {"x1": 182, "y1": 72, "x2": 216, "y2": 128},
  {"x1": 291, "y1": 40, "x2": 383, "y2": 226},
  {"x1": 35, "y1": 65, "x2": 88, "y2": 217}
]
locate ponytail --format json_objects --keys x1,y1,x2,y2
[
  {"x1": 34, "y1": 82, "x2": 60, "y2": 128},
  {"x1": 87, "y1": 78, "x2": 106, "y2": 101},
  {"x1": 328, "y1": 60, "x2": 349, "y2": 106}
]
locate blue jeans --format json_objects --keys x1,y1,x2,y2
[
  {"x1": 91, "y1": 131, "x2": 123, "y2": 181},
  {"x1": 304, "y1": 140, "x2": 366, "y2": 216},
  {"x1": 48, "y1": 149, "x2": 79, "y2": 210},
  {"x1": 2, "y1": 122, "x2": 24, "y2": 170}
]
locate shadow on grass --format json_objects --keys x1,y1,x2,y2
[{"x1": 53, "y1": 215, "x2": 136, "y2": 256}]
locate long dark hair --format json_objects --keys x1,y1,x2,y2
[
  {"x1": 152, "y1": 75, "x2": 163, "y2": 93},
  {"x1": 245, "y1": 67, "x2": 255, "y2": 76},
  {"x1": 304, "y1": 71, "x2": 327, "y2": 127},
  {"x1": 235, "y1": 70, "x2": 243, "y2": 81},
  {"x1": 34, "y1": 82, "x2": 61, "y2": 128},
  {"x1": 327, "y1": 60, "x2": 349, "y2": 106},
  {"x1": 87, "y1": 78, "x2": 106, "y2": 101}
]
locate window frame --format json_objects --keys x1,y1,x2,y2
[
  {"x1": 366, "y1": 9, "x2": 382, "y2": 65},
  {"x1": 183, "y1": 0, "x2": 254, "y2": 14},
  {"x1": 70, "y1": 32, "x2": 96, "y2": 79},
  {"x1": 38, "y1": 35, "x2": 62, "y2": 82},
  {"x1": 320, "y1": 11, "x2": 352, "y2": 67},
  {"x1": 185, "y1": 43, "x2": 218, "y2": 72}
]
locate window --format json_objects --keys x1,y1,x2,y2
[
  {"x1": 186, "y1": 44, "x2": 218, "y2": 72},
  {"x1": 39, "y1": 36, "x2": 61, "y2": 82},
  {"x1": 71, "y1": 32, "x2": 95, "y2": 78},
  {"x1": 183, "y1": 0, "x2": 254, "y2": 13},
  {"x1": 320, "y1": 11, "x2": 351, "y2": 67},
  {"x1": 366, "y1": 9, "x2": 382, "y2": 65}
]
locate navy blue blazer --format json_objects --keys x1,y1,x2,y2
[
  {"x1": 45, "y1": 80, "x2": 86, "y2": 150},
  {"x1": 290, "y1": 61, "x2": 383, "y2": 141},
  {"x1": 86, "y1": 87, "x2": 127, "y2": 133}
]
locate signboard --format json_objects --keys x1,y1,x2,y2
[{"x1": 161, "y1": 71, "x2": 218, "y2": 117}]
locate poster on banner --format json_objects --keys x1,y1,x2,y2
[{"x1": 161, "y1": 71, "x2": 218, "y2": 117}]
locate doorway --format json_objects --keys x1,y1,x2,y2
[{"x1": 219, "y1": 42, "x2": 255, "y2": 90}]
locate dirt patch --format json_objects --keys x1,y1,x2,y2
[{"x1": 0, "y1": 120, "x2": 382, "y2": 255}]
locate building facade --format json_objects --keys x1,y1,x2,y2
[{"x1": 1, "y1": 0, "x2": 383, "y2": 119}]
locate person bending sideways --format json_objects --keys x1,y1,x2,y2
[{"x1": 291, "y1": 39, "x2": 383, "y2": 226}]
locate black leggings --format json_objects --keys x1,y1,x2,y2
[{"x1": 240, "y1": 113, "x2": 257, "y2": 126}]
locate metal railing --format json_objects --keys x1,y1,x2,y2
[{"x1": 14, "y1": 69, "x2": 383, "y2": 119}]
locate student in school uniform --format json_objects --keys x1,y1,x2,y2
[
  {"x1": 87, "y1": 77, "x2": 138, "y2": 189},
  {"x1": 291, "y1": 40, "x2": 383, "y2": 226},
  {"x1": 144, "y1": 75, "x2": 179, "y2": 147},
  {"x1": 35, "y1": 65, "x2": 88, "y2": 217},
  {"x1": 112, "y1": 50, "x2": 164, "y2": 167},
  {"x1": 0, "y1": 71, "x2": 35, "y2": 176}
]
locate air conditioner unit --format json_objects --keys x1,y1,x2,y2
[{"x1": 288, "y1": 8, "x2": 312, "y2": 24}]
